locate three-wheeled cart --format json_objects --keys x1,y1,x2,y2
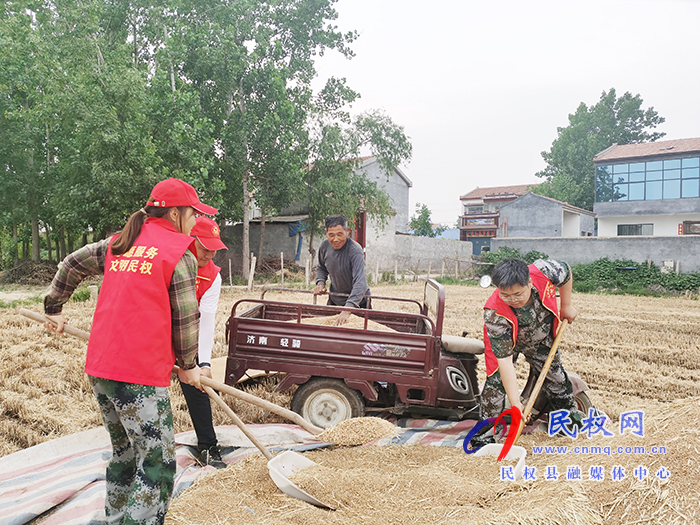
[{"x1": 225, "y1": 279, "x2": 485, "y2": 428}]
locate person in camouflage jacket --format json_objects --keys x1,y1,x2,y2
[{"x1": 481, "y1": 258, "x2": 579, "y2": 421}]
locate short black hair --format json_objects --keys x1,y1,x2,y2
[
  {"x1": 492, "y1": 258, "x2": 530, "y2": 289},
  {"x1": 325, "y1": 215, "x2": 348, "y2": 230}
]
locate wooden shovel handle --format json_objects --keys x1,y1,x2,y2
[
  {"x1": 513, "y1": 318, "x2": 569, "y2": 444},
  {"x1": 199, "y1": 375, "x2": 324, "y2": 435},
  {"x1": 19, "y1": 308, "x2": 91, "y2": 341},
  {"x1": 203, "y1": 385, "x2": 273, "y2": 459}
]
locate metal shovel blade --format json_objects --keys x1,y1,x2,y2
[
  {"x1": 474, "y1": 443, "x2": 527, "y2": 480},
  {"x1": 267, "y1": 450, "x2": 331, "y2": 508}
]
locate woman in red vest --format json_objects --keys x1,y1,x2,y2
[
  {"x1": 44, "y1": 178, "x2": 217, "y2": 524},
  {"x1": 179, "y1": 216, "x2": 228, "y2": 469},
  {"x1": 480, "y1": 258, "x2": 579, "y2": 425}
]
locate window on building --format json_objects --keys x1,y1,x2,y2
[
  {"x1": 617, "y1": 224, "x2": 653, "y2": 236},
  {"x1": 464, "y1": 205, "x2": 483, "y2": 214},
  {"x1": 596, "y1": 156, "x2": 700, "y2": 202},
  {"x1": 683, "y1": 221, "x2": 700, "y2": 235}
]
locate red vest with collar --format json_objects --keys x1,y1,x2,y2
[
  {"x1": 196, "y1": 260, "x2": 221, "y2": 302},
  {"x1": 482, "y1": 265, "x2": 560, "y2": 376},
  {"x1": 86, "y1": 218, "x2": 196, "y2": 386}
]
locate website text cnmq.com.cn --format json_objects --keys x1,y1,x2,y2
[{"x1": 464, "y1": 408, "x2": 671, "y2": 482}]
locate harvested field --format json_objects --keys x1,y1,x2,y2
[{"x1": 2, "y1": 282, "x2": 700, "y2": 523}]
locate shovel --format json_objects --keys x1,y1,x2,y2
[
  {"x1": 474, "y1": 319, "x2": 569, "y2": 479},
  {"x1": 19, "y1": 308, "x2": 333, "y2": 508}
]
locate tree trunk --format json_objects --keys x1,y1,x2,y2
[
  {"x1": 67, "y1": 229, "x2": 74, "y2": 253},
  {"x1": 22, "y1": 241, "x2": 28, "y2": 260},
  {"x1": 59, "y1": 226, "x2": 67, "y2": 259},
  {"x1": 45, "y1": 223, "x2": 52, "y2": 261},
  {"x1": 308, "y1": 229, "x2": 316, "y2": 261},
  {"x1": 257, "y1": 213, "x2": 266, "y2": 269},
  {"x1": 12, "y1": 225, "x2": 19, "y2": 265},
  {"x1": 82, "y1": 233, "x2": 88, "y2": 247},
  {"x1": 55, "y1": 235, "x2": 60, "y2": 262},
  {"x1": 31, "y1": 216, "x2": 40, "y2": 261},
  {"x1": 241, "y1": 171, "x2": 250, "y2": 279}
]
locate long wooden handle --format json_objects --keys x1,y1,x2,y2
[
  {"x1": 200, "y1": 375, "x2": 323, "y2": 435},
  {"x1": 513, "y1": 318, "x2": 569, "y2": 444},
  {"x1": 19, "y1": 308, "x2": 323, "y2": 435},
  {"x1": 203, "y1": 385, "x2": 273, "y2": 459},
  {"x1": 19, "y1": 308, "x2": 91, "y2": 341}
]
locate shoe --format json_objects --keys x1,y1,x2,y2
[{"x1": 198, "y1": 445, "x2": 227, "y2": 469}]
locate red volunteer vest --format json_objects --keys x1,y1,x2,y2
[
  {"x1": 196, "y1": 260, "x2": 221, "y2": 302},
  {"x1": 86, "y1": 218, "x2": 196, "y2": 386},
  {"x1": 482, "y1": 265, "x2": 560, "y2": 376}
]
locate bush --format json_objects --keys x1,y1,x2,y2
[
  {"x1": 477, "y1": 249, "x2": 700, "y2": 296},
  {"x1": 71, "y1": 288, "x2": 92, "y2": 302},
  {"x1": 476, "y1": 247, "x2": 550, "y2": 277},
  {"x1": 572, "y1": 258, "x2": 700, "y2": 295}
]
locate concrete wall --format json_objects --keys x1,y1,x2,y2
[
  {"x1": 220, "y1": 222, "x2": 315, "y2": 276},
  {"x1": 360, "y1": 160, "x2": 411, "y2": 233},
  {"x1": 499, "y1": 193, "x2": 595, "y2": 238},
  {"x1": 365, "y1": 233, "x2": 474, "y2": 272},
  {"x1": 598, "y1": 213, "x2": 700, "y2": 236},
  {"x1": 594, "y1": 196, "x2": 700, "y2": 217},
  {"x1": 500, "y1": 193, "x2": 563, "y2": 237},
  {"x1": 491, "y1": 236, "x2": 700, "y2": 272},
  {"x1": 581, "y1": 212, "x2": 595, "y2": 235}
]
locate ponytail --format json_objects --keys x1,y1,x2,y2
[{"x1": 110, "y1": 203, "x2": 192, "y2": 256}]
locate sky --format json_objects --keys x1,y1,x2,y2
[{"x1": 311, "y1": 0, "x2": 700, "y2": 225}]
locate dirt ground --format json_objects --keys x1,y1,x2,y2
[{"x1": 2, "y1": 282, "x2": 699, "y2": 523}]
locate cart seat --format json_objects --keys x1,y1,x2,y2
[{"x1": 441, "y1": 335, "x2": 484, "y2": 355}]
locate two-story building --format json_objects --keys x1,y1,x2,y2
[
  {"x1": 593, "y1": 138, "x2": 700, "y2": 236},
  {"x1": 459, "y1": 184, "x2": 536, "y2": 254}
]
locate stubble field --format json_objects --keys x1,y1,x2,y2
[{"x1": 1, "y1": 283, "x2": 699, "y2": 524}]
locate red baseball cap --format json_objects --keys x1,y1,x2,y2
[
  {"x1": 147, "y1": 178, "x2": 218, "y2": 215},
  {"x1": 190, "y1": 217, "x2": 228, "y2": 251}
]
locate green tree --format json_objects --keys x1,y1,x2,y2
[
  {"x1": 169, "y1": 0, "x2": 356, "y2": 278},
  {"x1": 409, "y1": 203, "x2": 445, "y2": 238},
  {"x1": 535, "y1": 88, "x2": 665, "y2": 210},
  {"x1": 304, "y1": 109, "x2": 413, "y2": 257}
]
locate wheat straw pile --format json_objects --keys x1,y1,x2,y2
[
  {"x1": 293, "y1": 313, "x2": 396, "y2": 332},
  {"x1": 315, "y1": 417, "x2": 397, "y2": 445},
  {"x1": 167, "y1": 397, "x2": 699, "y2": 525}
]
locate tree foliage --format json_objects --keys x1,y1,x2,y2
[
  {"x1": 409, "y1": 203, "x2": 445, "y2": 238},
  {"x1": 535, "y1": 88, "x2": 665, "y2": 210},
  {"x1": 0, "y1": 0, "x2": 411, "y2": 274},
  {"x1": 304, "y1": 108, "x2": 412, "y2": 257}
]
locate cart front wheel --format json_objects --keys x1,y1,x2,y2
[
  {"x1": 291, "y1": 378, "x2": 365, "y2": 428},
  {"x1": 575, "y1": 391, "x2": 593, "y2": 414}
]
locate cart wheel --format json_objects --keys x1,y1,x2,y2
[
  {"x1": 291, "y1": 378, "x2": 365, "y2": 428},
  {"x1": 575, "y1": 391, "x2": 593, "y2": 414}
]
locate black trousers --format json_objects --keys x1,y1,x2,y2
[
  {"x1": 180, "y1": 381, "x2": 217, "y2": 450},
  {"x1": 328, "y1": 296, "x2": 372, "y2": 309}
]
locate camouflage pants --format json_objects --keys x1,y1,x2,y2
[
  {"x1": 90, "y1": 376, "x2": 176, "y2": 525},
  {"x1": 480, "y1": 348, "x2": 576, "y2": 419}
]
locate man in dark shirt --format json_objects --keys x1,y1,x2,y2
[{"x1": 313, "y1": 215, "x2": 370, "y2": 325}]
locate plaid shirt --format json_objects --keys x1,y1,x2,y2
[{"x1": 44, "y1": 237, "x2": 200, "y2": 369}]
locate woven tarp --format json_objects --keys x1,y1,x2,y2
[{"x1": 0, "y1": 417, "x2": 504, "y2": 524}]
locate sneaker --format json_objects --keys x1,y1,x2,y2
[{"x1": 198, "y1": 445, "x2": 227, "y2": 469}]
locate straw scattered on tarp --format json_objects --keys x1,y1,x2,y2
[{"x1": 315, "y1": 417, "x2": 398, "y2": 445}]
